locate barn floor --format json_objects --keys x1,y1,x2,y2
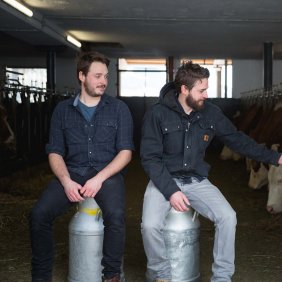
[{"x1": 0, "y1": 150, "x2": 282, "y2": 282}]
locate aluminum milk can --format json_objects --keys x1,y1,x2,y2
[
  {"x1": 163, "y1": 207, "x2": 200, "y2": 282},
  {"x1": 68, "y1": 197, "x2": 104, "y2": 282}
]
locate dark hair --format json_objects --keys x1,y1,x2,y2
[
  {"x1": 76, "y1": 51, "x2": 110, "y2": 84},
  {"x1": 174, "y1": 61, "x2": 210, "y2": 93}
]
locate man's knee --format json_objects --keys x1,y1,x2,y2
[
  {"x1": 220, "y1": 208, "x2": 237, "y2": 226},
  {"x1": 141, "y1": 218, "x2": 163, "y2": 236},
  {"x1": 103, "y1": 208, "x2": 125, "y2": 228},
  {"x1": 29, "y1": 203, "x2": 52, "y2": 229}
]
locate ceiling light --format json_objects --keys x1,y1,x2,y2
[
  {"x1": 66, "y1": 35, "x2": 82, "y2": 48},
  {"x1": 3, "y1": 0, "x2": 33, "y2": 17}
]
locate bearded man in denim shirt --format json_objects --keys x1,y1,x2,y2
[
  {"x1": 140, "y1": 61, "x2": 282, "y2": 282},
  {"x1": 29, "y1": 52, "x2": 134, "y2": 282}
]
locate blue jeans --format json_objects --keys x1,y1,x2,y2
[
  {"x1": 141, "y1": 178, "x2": 237, "y2": 282},
  {"x1": 29, "y1": 170, "x2": 125, "y2": 281}
]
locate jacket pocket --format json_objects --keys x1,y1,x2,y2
[
  {"x1": 161, "y1": 122, "x2": 183, "y2": 154},
  {"x1": 198, "y1": 120, "x2": 215, "y2": 150}
]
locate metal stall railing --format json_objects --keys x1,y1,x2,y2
[
  {"x1": 0, "y1": 77, "x2": 73, "y2": 176},
  {"x1": 241, "y1": 83, "x2": 282, "y2": 110}
]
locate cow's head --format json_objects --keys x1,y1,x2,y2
[
  {"x1": 267, "y1": 164, "x2": 282, "y2": 214},
  {"x1": 248, "y1": 160, "x2": 269, "y2": 190}
]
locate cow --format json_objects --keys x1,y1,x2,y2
[
  {"x1": 248, "y1": 105, "x2": 282, "y2": 190},
  {"x1": 267, "y1": 160, "x2": 282, "y2": 214},
  {"x1": 266, "y1": 140, "x2": 282, "y2": 214},
  {"x1": 248, "y1": 160, "x2": 269, "y2": 189}
]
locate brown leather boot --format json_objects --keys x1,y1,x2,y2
[{"x1": 102, "y1": 274, "x2": 120, "y2": 282}]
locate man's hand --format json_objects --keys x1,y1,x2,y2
[
  {"x1": 80, "y1": 176, "x2": 103, "y2": 198},
  {"x1": 169, "y1": 191, "x2": 190, "y2": 211},
  {"x1": 63, "y1": 178, "x2": 84, "y2": 202}
]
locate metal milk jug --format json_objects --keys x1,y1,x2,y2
[
  {"x1": 163, "y1": 207, "x2": 200, "y2": 282},
  {"x1": 68, "y1": 198, "x2": 104, "y2": 282}
]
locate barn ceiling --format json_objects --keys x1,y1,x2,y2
[{"x1": 1, "y1": 0, "x2": 282, "y2": 59}]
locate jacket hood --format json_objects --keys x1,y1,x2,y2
[{"x1": 159, "y1": 82, "x2": 181, "y2": 113}]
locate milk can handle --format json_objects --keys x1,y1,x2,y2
[
  {"x1": 192, "y1": 210, "x2": 199, "y2": 222},
  {"x1": 186, "y1": 205, "x2": 199, "y2": 222}
]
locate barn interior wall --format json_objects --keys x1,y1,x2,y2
[
  {"x1": 2, "y1": 55, "x2": 282, "y2": 99},
  {"x1": 232, "y1": 59, "x2": 282, "y2": 98},
  {"x1": 273, "y1": 60, "x2": 282, "y2": 85},
  {"x1": 232, "y1": 60, "x2": 263, "y2": 98}
]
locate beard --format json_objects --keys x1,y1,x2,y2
[
  {"x1": 83, "y1": 80, "x2": 104, "y2": 97},
  {"x1": 185, "y1": 94, "x2": 205, "y2": 111}
]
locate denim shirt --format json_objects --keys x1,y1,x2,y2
[{"x1": 46, "y1": 94, "x2": 134, "y2": 176}]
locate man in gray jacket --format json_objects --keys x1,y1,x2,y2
[{"x1": 140, "y1": 61, "x2": 282, "y2": 282}]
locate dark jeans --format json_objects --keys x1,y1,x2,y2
[{"x1": 29, "y1": 170, "x2": 125, "y2": 281}]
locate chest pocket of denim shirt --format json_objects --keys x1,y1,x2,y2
[
  {"x1": 94, "y1": 120, "x2": 117, "y2": 143},
  {"x1": 161, "y1": 122, "x2": 183, "y2": 154},
  {"x1": 198, "y1": 119, "x2": 216, "y2": 150},
  {"x1": 64, "y1": 121, "x2": 86, "y2": 144}
]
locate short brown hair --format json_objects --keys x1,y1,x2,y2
[
  {"x1": 76, "y1": 51, "x2": 110, "y2": 84},
  {"x1": 174, "y1": 61, "x2": 210, "y2": 93}
]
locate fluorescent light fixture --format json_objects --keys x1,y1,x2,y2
[
  {"x1": 3, "y1": 0, "x2": 33, "y2": 17},
  {"x1": 67, "y1": 35, "x2": 82, "y2": 48}
]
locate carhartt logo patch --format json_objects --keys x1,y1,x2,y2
[{"x1": 204, "y1": 135, "x2": 209, "y2": 142}]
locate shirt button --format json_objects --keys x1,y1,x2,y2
[
  {"x1": 89, "y1": 151, "x2": 92, "y2": 154},
  {"x1": 89, "y1": 138, "x2": 91, "y2": 141},
  {"x1": 184, "y1": 163, "x2": 187, "y2": 166},
  {"x1": 165, "y1": 128, "x2": 168, "y2": 131},
  {"x1": 90, "y1": 124, "x2": 94, "y2": 127},
  {"x1": 186, "y1": 146, "x2": 189, "y2": 149},
  {"x1": 185, "y1": 129, "x2": 188, "y2": 132}
]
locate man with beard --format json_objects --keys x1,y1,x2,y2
[
  {"x1": 29, "y1": 51, "x2": 134, "y2": 282},
  {"x1": 140, "y1": 61, "x2": 282, "y2": 282}
]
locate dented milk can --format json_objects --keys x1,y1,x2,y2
[
  {"x1": 68, "y1": 198, "x2": 104, "y2": 282},
  {"x1": 163, "y1": 207, "x2": 200, "y2": 282}
]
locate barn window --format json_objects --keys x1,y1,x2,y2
[
  {"x1": 118, "y1": 58, "x2": 232, "y2": 98},
  {"x1": 118, "y1": 59, "x2": 167, "y2": 97}
]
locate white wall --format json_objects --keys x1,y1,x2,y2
[
  {"x1": 232, "y1": 60, "x2": 263, "y2": 98},
  {"x1": 273, "y1": 60, "x2": 282, "y2": 85},
  {"x1": 232, "y1": 59, "x2": 282, "y2": 98}
]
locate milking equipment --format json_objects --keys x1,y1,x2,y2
[{"x1": 68, "y1": 197, "x2": 125, "y2": 282}]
